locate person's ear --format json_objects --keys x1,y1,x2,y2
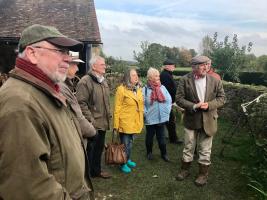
[{"x1": 24, "y1": 46, "x2": 38, "y2": 64}]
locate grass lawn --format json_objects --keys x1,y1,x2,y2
[{"x1": 92, "y1": 113, "x2": 257, "y2": 200}]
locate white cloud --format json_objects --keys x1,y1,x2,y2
[{"x1": 96, "y1": 1, "x2": 267, "y2": 61}]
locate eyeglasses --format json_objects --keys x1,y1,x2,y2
[{"x1": 31, "y1": 46, "x2": 70, "y2": 56}]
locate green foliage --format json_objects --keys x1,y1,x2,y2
[
  {"x1": 133, "y1": 41, "x2": 166, "y2": 76},
  {"x1": 241, "y1": 95, "x2": 267, "y2": 199},
  {"x1": 133, "y1": 41, "x2": 197, "y2": 76},
  {"x1": 200, "y1": 33, "x2": 253, "y2": 81},
  {"x1": 200, "y1": 35, "x2": 213, "y2": 56},
  {"x1": 172, "y1": 69, "x2": 191, "y2": 77},
  {"x1": 223, "y1": 72, "x2": 267, "y2": 86},
  {"x1": 244, "y1": 138, "x2": 267, "y2": 199},
  {"x1": 242, "y1": 54, "x2": 258, "y2": 72},
  {"x1": 105, "y1": 56, "x2": 129, "y2": 74},
  {"x1": 257, "y1": 55, "x2": 267, "y2": 72}
]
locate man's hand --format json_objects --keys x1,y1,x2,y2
[
  {"x1": 193, "y1": 102, "x2": 209, "y2": 111},
  {"x1": 200, "y1": 102, "x2": 209, "y2": 110},
  {"x1": 194, "y1": 102, "x2": 203, "y2": 110}
]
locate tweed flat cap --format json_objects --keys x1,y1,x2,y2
[
  {"x1": 19, "y1": 24, "x2": 83, "y2": 52},
  {"x1": 191, "y1": 55, "x2": 210, "y2": 65},
  {"x1": 163, "y1": 58, "x2": 175, "y2": 65}
]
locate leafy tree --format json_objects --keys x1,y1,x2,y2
[
  {"x1": 133, "y1": 41, "x2": 166, "y2": 76},
  {"x1": 178, "y1": 47, "x2": 193, "y2": 67},
  {"x1": 242, "y1": 54, "x2": 257, "y2": 72},
  {"x1": 210, "y1": 32, "x2": 253, "y2": 81},
  {"x1": 199, "y1": 35, "x2": 213, "y2": 56},
  {"x1": 105, "y1": 56, "x2": 132, "y2": 74},
  {"x1": 257, "y1": 55, "x2": 267, "y2": 72},
  {"x1": 100, "y1": 49, "x2": 129, "y2": 74},
  {"x1": 134, "y1": 41, "x2": 198, "y2": 74},
  {"x1": 189, "y1": 49, "x2": 197, "y2": 58},
  {"x1": 164, "y1": 46, "x2": 180, "y2": 65}
]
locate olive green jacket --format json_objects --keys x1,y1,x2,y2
[
  {"x1": 76, "y1": 73, "x2": 111, "y2": 131},
  {"x1": 0, "y1": 67, "x2": 93, "y2": 200},
  {"x1": 176, "y1": 73, "x2": 226, "y2": 136}
]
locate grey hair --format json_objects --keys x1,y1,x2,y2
[
  {"x1": 147, "y1": 67, "x2": 159, "y2": 81},
  {"x1": 89, "y1": 55, "x2": 104, "y2": 73},
  {"x1": 122, "y1": 67, "x2": 138, "y2": 88},
  {"x1": 18, "y1": 41, "x2": 46, "y2": 58}
]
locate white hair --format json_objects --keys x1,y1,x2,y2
[
  {"x1": 89, "y1": 56, "x2": 104, "y2": 68},
  {"x1": 147, "y1": 67, "x2": 159, "y2": 81}
]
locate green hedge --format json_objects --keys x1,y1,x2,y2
[
  {"x1": 173, "y1": 70, "x2": 267, "y2": 86},
  {"x1": 173, "y1": 70, "x2": 189, "y2": 77},
  {"x1": 224, "y1": 72, "x2": 267, "y2": 86}
]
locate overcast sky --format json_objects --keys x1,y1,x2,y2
[{"x1": 95, "y1": 0, "x2": 267, "y2": 61}]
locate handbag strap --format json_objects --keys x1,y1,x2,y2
[{"x1": 112, "y1": 129, "x2": 120, "y2": 143}]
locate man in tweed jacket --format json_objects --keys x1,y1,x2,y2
[{"x1": 175, "y1": 55, "x2": 225, "y2": 186}]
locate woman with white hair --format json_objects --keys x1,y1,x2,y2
[
  {"x1": 113, "y1": 67, "x2": 144, "y2": 173},
  {"x1": 143, "y1": 67, "x2": 172, "y2": 162}
]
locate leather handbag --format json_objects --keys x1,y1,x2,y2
[{"x1": 105, "y1": 130, "x2": 127, "y2": 165}]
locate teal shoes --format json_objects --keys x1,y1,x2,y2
[
  {"x1": 121, "y1": 164, "x2": 131, "y2": 173},
  {"x1": 120, "y1": 160, "x2": 136, "y2": 173},
  {"x1": 127, "y1": 160, "x2": 136, "y2": 168}
]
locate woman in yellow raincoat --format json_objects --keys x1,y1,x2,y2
[{"x1": 113, "y1": 67, "x2": 144, "y2": 173}]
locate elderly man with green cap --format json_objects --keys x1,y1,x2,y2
[
  {"x1": 0, "y1": 24, "x2": 94, "y2": 199},
  {"x1": 175, "y1": 55, "x2": 225, "y2": 186}
]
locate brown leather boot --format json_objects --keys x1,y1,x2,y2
[
  {"x1": 176, "y1": 161, "x2": 191, "y2": 181},
  {"x1": 195, "y1": 164, "x2": 209, "y2": 186}
]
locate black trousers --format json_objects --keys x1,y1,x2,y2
[
  {"x1": 166, "y1": 109, "x2": 178, "y2": 142},
  {"x1": 86, "y1": 130, "x2": 106, "y2": 177},
  {"x1": 145, "y1": 123, "x2": 167, "y2": 156}
]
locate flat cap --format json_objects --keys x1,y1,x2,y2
[
  {"x1": 191, "y1": 55, "x2": 210, "y2": 65},
  {"x1": 69, "y1": 51, "x2": 85, "y2": 63},
  {"x1": 18, "y1": 24, "x2": 83, "y2": 52},
  {"x1": 163, "y1": 58, "x2": 175, "y2": 65}
]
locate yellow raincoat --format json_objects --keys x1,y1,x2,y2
[{"x1": 113, "y1": 85, "x2": 144, "y2": 134}]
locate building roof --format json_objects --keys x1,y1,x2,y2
[{"x1": 0, "y1": 0, "x2": 101, "y2": 44}]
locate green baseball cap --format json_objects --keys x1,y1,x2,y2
[{"x1": 18, "y1": 24, "x2": 83, "y2": 52}]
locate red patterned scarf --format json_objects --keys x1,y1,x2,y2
[
  {"x1": 16, "y1": 58, "x2": 60, "y2": 92},
  {"x1": 148, "y1": 80, "x2": 166, "y2": 105}
]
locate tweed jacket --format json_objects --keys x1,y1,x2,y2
[{"x1": 176, "y1": 73, "x2": 225, "y2": 136}]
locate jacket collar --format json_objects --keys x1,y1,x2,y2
[{"x1": 9, "y1": 66, "x2": 67, "y2": 107}]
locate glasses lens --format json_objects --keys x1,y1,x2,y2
[{"x1": 59, "y1": 49, "x2": 69, "y2": 55}]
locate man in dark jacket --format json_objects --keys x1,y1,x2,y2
[
  {"x1": 0, "y1": 24, "x2": 94, "y2": 199},
  {"x1": 76, "y1": 56, "x2": 112, "y2": 179},
  {"x1": 160, "y1": 59, "x2": 183, "y2": 144}
]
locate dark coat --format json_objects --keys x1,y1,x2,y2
[
  {"x1": 176, "y1": 73, "x2": 226, "y2": 136},
  {"x1": 160, "y1": 69, "x2": 176, "y2": 103},
  {"x1": 76, "y1": 73, "x2": 111, "y2": 131}
]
